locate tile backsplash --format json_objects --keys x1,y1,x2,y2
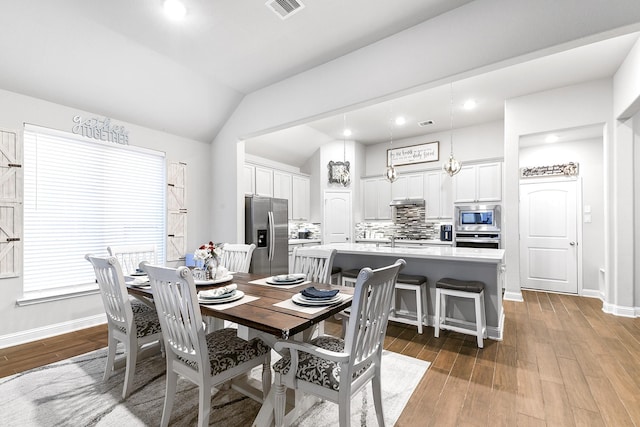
[{"x1": 356, "y1": 205, "x2": 446, "y2": 239}]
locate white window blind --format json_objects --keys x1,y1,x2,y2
[{"x1": 23, "y1": 124, "x2": 166, "y2": 293}]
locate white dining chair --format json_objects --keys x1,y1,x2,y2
[
  {"x1": 272, "y1": 258, "x2": 405, "y2": 427},
  {"x1": 85, "y1": 254, "x2": 163, "y2": 399},
  {"x1": 290, "y1": 247, "x2": 337, "y2": 283},
  {"x1": 219, "y1": 243, "x2": 256, "y2": 273},
  {"x1": 107, "y1": 244, "x2": 157, "y2": 275},
  {"x1": 141, "y1": 262, "x2": 271, "y2": 427},
  {"x1": 107, "y1": 244, "x2": 158, "y2": 314}
]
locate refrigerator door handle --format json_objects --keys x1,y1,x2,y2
[{"x1": 268, "y1": 211, "x2": 274, "y2": 261}]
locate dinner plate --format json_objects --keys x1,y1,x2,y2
[
  {"x1": 194, "y1": 275, "x2": 233, "y2": 286},
  {"x1": 291, "y1": 293, "x2": 344, "y2": 307},
  {"x1": 198, "y1": 289, "x2": 237, "y2": 300},
  {"x1": 198, "y1": 290, "x2": 244, "y2": 305},
  {"x1": 129, "y1": 272, "x2": 147, "y2": 277},
  {"x1": 266, "y1": 277, "x2": 305, "y2": 286},
  {"x1": 270, "y1": 274, "x2": 306, "y2": 283}
]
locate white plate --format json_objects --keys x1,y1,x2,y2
[
  {"x1": 270, "y1": 274, "x2": 306, "y2": 283},
  {"x1": 194, "y1": 275, "x2": 233, "y2": 286},
  {"x1": 291, "y1": 293, "x2": 344, "y2": 307},
  {"x1": 199, "y1": 289, "x2": 237, "y2": 300},
  {"x1": 198, "y1": 290, "x2": 244, "y2": 305}
]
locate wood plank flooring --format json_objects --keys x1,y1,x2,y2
[{"x1": 1, "y1": 290, "x2": 639, "y2": 426}]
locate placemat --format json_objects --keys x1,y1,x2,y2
[
  {"x1": 200, "y1": 294, "x2": 260, "y2": 311},
  {"x1": 273, "y1": 294, "x2": 351, "y2": 314},
  {"x1": 248, "y1": 277, "x2": 311, "y2": 289}
]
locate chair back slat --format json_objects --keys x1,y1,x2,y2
[
  {"x1": 220, "y1": 243, "x2": 256, "y2": 273},
  {"x1": 108, "y1": 244, "x2": 157, "y2": 275},
  {"x1": 142, "y1": 263, "x2": 209, "y2": 374},
  {"x1": 344, "y1": 259, "x2": 405, "y2": 367},
  {"x1": 290, "y1": 247, "x2": 337, "y2": 283},
  {"x1": 85, "y1": 254, "x2": 132, "y2": 332}
]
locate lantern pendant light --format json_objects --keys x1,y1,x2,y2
[{"x1": 443, "y1": 83, "x2": 462, "y2": 177}]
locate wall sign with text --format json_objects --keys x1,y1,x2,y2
[
  {"x1": 72, "y1": 115, "x2": 129, "y2": 145},
  {"x1": 387, "y1": 141, "x2": 439, "y2": 166}
]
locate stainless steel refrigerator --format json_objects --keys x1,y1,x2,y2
[{"x1": 245, "y1": 195, "x2": 288, "y2": 275}]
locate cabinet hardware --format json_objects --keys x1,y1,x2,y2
[
  {"x1": 8, "y1": 163, "x2": 22, "y2": 168},
  {"x1": 6, "y1": 237, "x2": 21, "y2": 242}
]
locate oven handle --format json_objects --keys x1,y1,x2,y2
[{"x1": 455, "y1": 237, "x2": 501, "y2": 243}]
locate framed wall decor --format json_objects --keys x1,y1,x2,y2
[
  {"x1": 327, "y1": 160, "x2": 351, "y2": 186},
  {"x1": 387, "y1": 141, "x2": 439, "y2": 166}
]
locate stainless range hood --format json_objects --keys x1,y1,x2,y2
[{"x1": 389, "y1": 198, "x2": 425, "y2": 207}]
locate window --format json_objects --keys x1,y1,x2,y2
[{"x1": 22, "y1": 124, "x2": 166, "y2": 295}]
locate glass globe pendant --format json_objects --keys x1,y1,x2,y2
[
  {"x1": 442, "y1": 83, "x2": 462, "y2": 177},
  {"x1": 386, "y1": 165, "x2": 398, "y2": 182}
]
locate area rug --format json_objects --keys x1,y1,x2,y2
[{"x1": 0, "y1": 347, "x2": 429, "y2": 426}]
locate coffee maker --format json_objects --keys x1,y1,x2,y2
[{"x1": 440, "y1": 224, "x2": 452, "y2": 241}]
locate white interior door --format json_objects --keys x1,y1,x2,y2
[
  {"x1": 520, "y1": 180, "x2": 578, "y2": 293},
  {"x1": 323, "y1": 191, "x2": 352, "y2": 243}
]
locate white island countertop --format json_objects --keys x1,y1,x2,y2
[{"x1": 308, "y1": 242, "x2": 504, "y2": 264}]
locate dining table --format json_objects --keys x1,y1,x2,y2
[{"x1": 127, "y1": 270, "x2": 355, "y2": 426}]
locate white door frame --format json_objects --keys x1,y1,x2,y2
[{"x1": 519, "y1": 176, "x2": 583, "y2": 294}]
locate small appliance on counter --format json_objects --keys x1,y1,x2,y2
[
  {"x1": 298, "y1": 230, "x2": 311, "y2": 239},
  {"x1": 440, "y1": 224, "x2": 452, "y2": 241}
]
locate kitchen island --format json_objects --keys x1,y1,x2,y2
[{"x1": 308, "y1": 243, "x2": 505, "y2": 340}]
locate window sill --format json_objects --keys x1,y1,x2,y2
[{"x1": 17, "y1": 283, "x2": 100, "y2": 306}]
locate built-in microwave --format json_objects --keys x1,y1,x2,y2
[{"x1": 454, "y1": 204, "x2": 501, "y2": 232}]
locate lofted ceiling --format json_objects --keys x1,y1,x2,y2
[
  {"x1": 244, "y1": 32, "x2": 639, "y2": 166},
  {"x1": 0, "y1": 0, "x2": 472, "y2": 142}
]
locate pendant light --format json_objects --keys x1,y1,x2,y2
[
  {"x1": 443, "y1": 83, "x2": 462, "y2": 177},
  {"x1": 385, "y1": 117, "x2": 398, "y2": 183}
]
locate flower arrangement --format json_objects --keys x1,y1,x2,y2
[{"x1": 194, "y1": 241, "x2": 222, "y2": 262}]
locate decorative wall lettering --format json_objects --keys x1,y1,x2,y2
[
  {"x1": 387, "y1": 141, "x2": 439, "y2": 166},
  {"x1": 520, "y1": 162, "x2": 579, "y2": 178},
  {"x1": 72, "y1": 116, "x2": 129, "y2": 144}
]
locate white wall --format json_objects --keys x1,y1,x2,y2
[
  {"x1": 504, "y1": 80, "x2": 613, "y2": 302},
  {"x1": 635, "y1": 114, "x2": 640, "y2": 308},
  {"x1": 0, "y1": 88, "x2": 211, "y2": 345},
  {"x1": 212, "y1": 0, "x2": 640, "y2": 245},
  {"x1": 364, "y1": 120, "x2": 504, "y2": 177},
  {"x1": 519, "y1": 138, "x2": 605, "y2": 293}
]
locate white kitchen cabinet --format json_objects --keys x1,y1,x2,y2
[
  {"x1": 273, "y1": 170, "x2": 292, "y2": 219},
  {"x1": 363, "y1": 177, "x2": 392, "y2": 220},
  {"x1": 424, "y1": 171, "x2": 453, "y2": 219},
  {"x1": 453, "y1": 162, "x2": 502, "y2": 203},
  {"x1": 243, "y1": 164, "x2": 255, "y2": 195},
  {"x1": 391, "y1": 173, "x2": 424, "y2": 200},
  {"x1": 291, "y1": 175, "x2": 310, "y2": 220},
  {"x1": 254, "y1": 166, "x2": 274, "y2": 197}
]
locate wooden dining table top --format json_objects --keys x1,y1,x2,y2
[{"x1": 128, "y1": 272, "x2": 354, "y2": 339}]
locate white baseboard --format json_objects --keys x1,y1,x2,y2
[
  {"x1": 580, "y1": 289, "x2": 603, "y2": 299},
  {"x1": 503, "y1": 290, "x2": 523, "y2": 302},
  {"x1": 0, "y1": 314, "x2": 107, "y2": 349},
  {"x1": 602, "y1": 302, "x2": 638, "y2": 318}
]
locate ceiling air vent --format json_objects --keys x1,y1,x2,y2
[
  {"x1": 418, "y1": 120, "x2": 434, "y2": 127},
  {"x1": 265, "y1": 0, "x2": 305, "y2": 20}
]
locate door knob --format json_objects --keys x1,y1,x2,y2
[{"x1": 569, "y1": 241, "x2": 576, "y2": 246}]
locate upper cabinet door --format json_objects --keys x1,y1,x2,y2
[
  {"x1": 453, "y1": 162, "x2": 502, "y2": 203},
  {"x1": 254, "y1": 166, "x2": 274, "y2": 197},
  {"x1": 273, "y1": 171, "x2": 292, "y2": 219},
  {"x1": 291, "y1": 175, "x2": 310, "y2": 220},
  {"x1": 243, "y1": 164, "x2": 255, "y2": 195},
  {"x1": 425, "y1": 171, "x2": 452, "y2": 219}
]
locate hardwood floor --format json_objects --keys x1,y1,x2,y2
[{"x1": 2, "y1": 290, "x2": 640, "y2": 426}]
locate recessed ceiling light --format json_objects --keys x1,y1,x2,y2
[
  {"x1": 395, "y1": 116, "x2": 406, "y2": 126},
  {"x1": 463, "y1": 99, "x2": 477, "y2": 110},
  {"x1": 545, "y1": 134, "x2": 559, "y2": 143},
  {"x1": 164, "y1": 0, "x2": 187, "y2": 20},
  {"x1": 343, "y1": 129, "x2": 352, "y2": 137}
]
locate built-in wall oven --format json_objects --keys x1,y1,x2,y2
[{"x1": 454, "y1": 204, "x2": 501, "y2": 249}]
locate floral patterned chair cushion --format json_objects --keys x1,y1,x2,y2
[
  {"x1": 117, "y1": 308, "x2": 161, "y2": 338},
  {"x1": 179, "y1": 328, "x2": 270, "y2": 375},
  {"x1": 272, "y1": 336, "x2": 370, "y2": 391},
  {"x1": 130, "y1": 298, "x2": 154, "y2": 314}
]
